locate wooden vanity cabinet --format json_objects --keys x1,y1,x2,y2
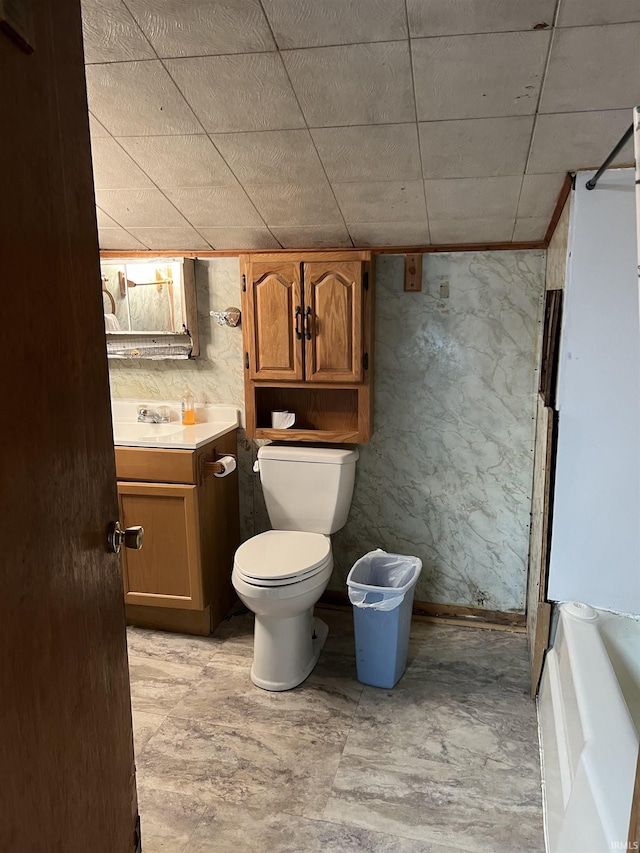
[
  {"x1": 115, "y1": 430, "x2": 239, "y2": 636},
  {"x1": 241, "y1": 251, "x2": 374, "y2": 443}
]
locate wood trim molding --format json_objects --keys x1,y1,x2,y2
[
  {"x1": 544, "y1": 173, "x2": 574, "y2": 246},
  {"x1": 320, "y1": 590, "x2": 526, "y2": 630},
  {"x1": 101, "y1": 241, "x2": 547, "y2": 261}
]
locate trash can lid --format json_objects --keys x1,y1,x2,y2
[{"x1": 234, "y1": 530, "x2": 331, "y2": 581}]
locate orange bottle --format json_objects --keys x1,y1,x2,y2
[{"x1": 181, "y1": 386, "x2": 195, "y2": 425}]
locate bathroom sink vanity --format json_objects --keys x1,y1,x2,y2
[{"x1": 112, "y1": 402, "x2": 240, "y2": 636}]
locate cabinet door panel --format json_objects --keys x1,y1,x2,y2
[
  {"x1": 246, "y1": 261, "x2": 303, "y2": 381},
  {"x1": 118, "y1": 482, "x2": 203, "y2": 610},
  {"x1": 304, "y1": 261, "x2": 363, "y2": 382}
]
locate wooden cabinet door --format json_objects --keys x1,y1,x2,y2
[
  {"x1": 303, "y1": 261, "x2": 363, "y2": 382},
  {"x1": 118, "y1": 482, "x2": 203, "y2": 610},
  {"x1": 245, "y1": 260, "x2": 303, "y2": 381}
]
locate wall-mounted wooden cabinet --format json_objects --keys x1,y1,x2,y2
[
  {"x1": 240, "y1": 251, "x2": 374, "y2": 443},
  {"x1": 115, "y1": 430, "x2": 239, "y2": 636}
]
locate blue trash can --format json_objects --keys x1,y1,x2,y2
[{"x1": 347, "y1": 549, "x2": 422, "y2": 689}]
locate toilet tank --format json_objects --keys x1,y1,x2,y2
[{"x1": 257, "y1": 445, "x2": 359, "y2": 534}]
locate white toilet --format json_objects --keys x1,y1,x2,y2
[{"x1": 232, "y1": 445, "x2": 359, "y2": 691}]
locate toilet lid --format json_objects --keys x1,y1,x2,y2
[{"x1": 234, "y1": 530, "x2": 331, "y2": 583}]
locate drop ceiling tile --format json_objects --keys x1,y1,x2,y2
[
  {"x1": 407, "y1": 0, "x2": 556, "y2": 37},
  {"x1": 557, "y1": 0, "x2": 640, "y2": 27},
  {"x1": 540, "y1": 24, "x2": 640, "y2": 114},
  {"x1": 210, "y1": 130, "x2": 326, "y2": 185},
  {"x1": 96, "y1": 208, "x2": 119, "y2": 227},
  {"x1": 95, "y1": 189, "x2": 189, "y2": 227},
  {"x1": 126, "y1": 0, "x2": 275, "y2": 56},
  {"x1": 419, "y1": 116, "x2": 534, "y2": 179},
  {"x1": 425, "y1": 176, "x2": 522, "y2": 220},
  {"x1": 311, "y1": 124, "x2": 422, "y2": 183},
  {"x1": 163, "y1": 186, "x2": 263, "y2": 226},
  {"x1": 244, "y1": 182, "x2": 342, "y2": 226},
  {"x1": 282, "y1": 42, "x2": 415, "y2": 127},
  {"x1": 429, "y1": 218, "x2": 515, "y2": 243},
  {"x1": 118, "y1": 135, "x2": 237, "y2": 187},
  {"x1": 91, "y1": 138, "x2": 155, "y2": 190},
  {"x1": 165, "y1": 54, "x2": 304, "y2": 133},
  {"x1": 126, "y1": 227, "x2": 211, "y2": 250},
  {"x1": 412, "y1": 31, "x2": 550, "y2": 120},
  {"x1": 270, "y1": 225, "x2": 352, "y2": 248},
  {"x1": 333, "y1": 181, "x2": 426, "y2": 223},
  {"x1": 98, "y1": 227, "x2": 148, "y2": 250},
  {"x1": 196, "y1": 227, "x2": 281, "y2": 249},
  {"x1": 526, "y1": 110, "x2": 634, "y2": 173},
  {"x1": 347, "y1": 221, "x2": 430, "y2": 247},
  {"x1": 89, "y1": 113, "x2": 111, "y2": 138},
  {"x1": 85, "y1": 61, "x2": 201, "y2": 136},
  {"x1": 517, "y1": 173, "x2": 566, "y2": 218},
  {"x1": 261, "y1": 0, "x2": 407, "y2": 48},
  {"x1": 512, "y1": 217, "x2": 548, "y2": 241},
  {"x1": 81, "y1": 0, "x2": 154, "y2": 63}
]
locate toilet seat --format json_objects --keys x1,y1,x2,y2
[{"x1": 234, "y1": 530, "x2": 331, "y2": 587}]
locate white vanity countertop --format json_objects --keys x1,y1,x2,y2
[{"x1": 112, "y1": 400, "x2": 239, "y2": 449}]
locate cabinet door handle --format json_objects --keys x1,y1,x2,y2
[
  {"x1": 294, "y1": 305, "x2": 302, "y2": 340},
  {"x1": 304, "y1": 306, "x2": 312, "y2": 340}
]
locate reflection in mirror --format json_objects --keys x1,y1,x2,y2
[{"x1": 100, "y1": 257, "x2": 199, "y2": 360}]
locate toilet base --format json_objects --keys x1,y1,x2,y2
[{"x1": 251, "y1": 613, "x2": 329, "y2": 692}]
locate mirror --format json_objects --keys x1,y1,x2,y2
[{"x1": 100, "y1": 257, "x2": 199, "y2": 359}]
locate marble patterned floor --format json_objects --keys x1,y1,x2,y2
[{"x1": 127, "y1": 607, "x2": 544, "y2": 853}]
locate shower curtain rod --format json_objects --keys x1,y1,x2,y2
[{"x1": 585, "y1": 123, "x2": 634, "y2": 190}]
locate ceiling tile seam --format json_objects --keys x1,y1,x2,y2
[
  {"x1": 88, "y1": 111, "x2": 113, "y2": 138},
  {"x1": 83, "y1": 23, "x2": 640, "y2": 68},
  {"x1": 91, "y1": 0, "x2": 156, "y2": 66},
  {"x1": 97, "y1": 213, "x2": 151, "y2": 250},
  {"x1": 102, "y1": 0, "x2": 217, "y2": 246},
  {"x1": 90, "y1": 108, "x2": 634, "y2": 143},
  {"x1": 515, "y1": 0, "x2": 562, "y2": 239},
  {"x1": 140, "y1": 55, "x2": 275, "y2": 238},
  {"x1": 403, "y1": 0, "x2": 431, "y2": 243},
  {"x1": 97, "y1": 135, "x2": 213, "y2": 241},
  {"x1": 254, "y1": 0, "x2": 354, "y2": 247}
]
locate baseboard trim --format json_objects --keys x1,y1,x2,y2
[{"x1": 319, "y1": 591, "x2": 526, "y2": 632}]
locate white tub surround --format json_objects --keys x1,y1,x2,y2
[
  {"x1": 548, "y1": 169, "x2": 640, "y2": 614},
  {"x1": 111, "y1": 399, "x2": 238, "y2": 449},
  {"x1": 539, "y1": 602, "x2": 640, "y2": 852}
]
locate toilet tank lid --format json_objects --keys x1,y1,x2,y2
[{"x1": 257, "y1": 445, "x2": 359, "y2": 464}]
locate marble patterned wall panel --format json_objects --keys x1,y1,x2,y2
[
  {"x1": 110, "y1": 251, "x2": 545, "y2": 613},
  {"x1": 329, "y1": 252, "x2": 545, "y2": 613}
]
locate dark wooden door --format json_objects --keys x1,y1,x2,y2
[
  {"x1": 303, "y1": 261, "x2": 364, "y2": 383},
  {"x1": 244, "y1": 259, "x2": 304, "y2": 381},
  {"x1": 0, "y1": 2, "x2": 138, "y2": 851}
]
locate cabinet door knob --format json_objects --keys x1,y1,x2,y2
[
  {"x1": 304, "y1": 306, "x2": 312, "y2": 340},
  {"x1": 294, "y1": 305, "x2": 302, "y2": 340},
  {"x1": 108, "y1": 521, "x2": 144, "y2": 555}
]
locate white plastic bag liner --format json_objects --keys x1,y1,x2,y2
[{"x1": 347, "y1": 549, "x2": 422, "y2": 611}]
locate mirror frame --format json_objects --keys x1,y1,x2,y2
[{"x1": 99, "y1": 255, "x2": 199, "y2": 359}]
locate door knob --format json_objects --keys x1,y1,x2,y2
[{"x1": 108, "y1": 521, "x2": 144, "y2": 555}]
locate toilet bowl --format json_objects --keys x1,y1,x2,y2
[
  {"x1": 232, "y1": 445, "x2": 358, "y2": 691},
  {"x1": 232, "y1": 530, "x2": 333, "y2": 691}
]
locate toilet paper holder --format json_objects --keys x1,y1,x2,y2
[{"x1": 200, "y1": 452, "x2": 237, "y2": 480}]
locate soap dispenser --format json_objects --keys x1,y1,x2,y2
[{"x1": 181, "y1": 385, "x2": 195, "y2": 425}]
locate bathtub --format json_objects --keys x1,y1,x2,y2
[{"x1": 538, "y1": 602, "x2": 640, "y2": 852}]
